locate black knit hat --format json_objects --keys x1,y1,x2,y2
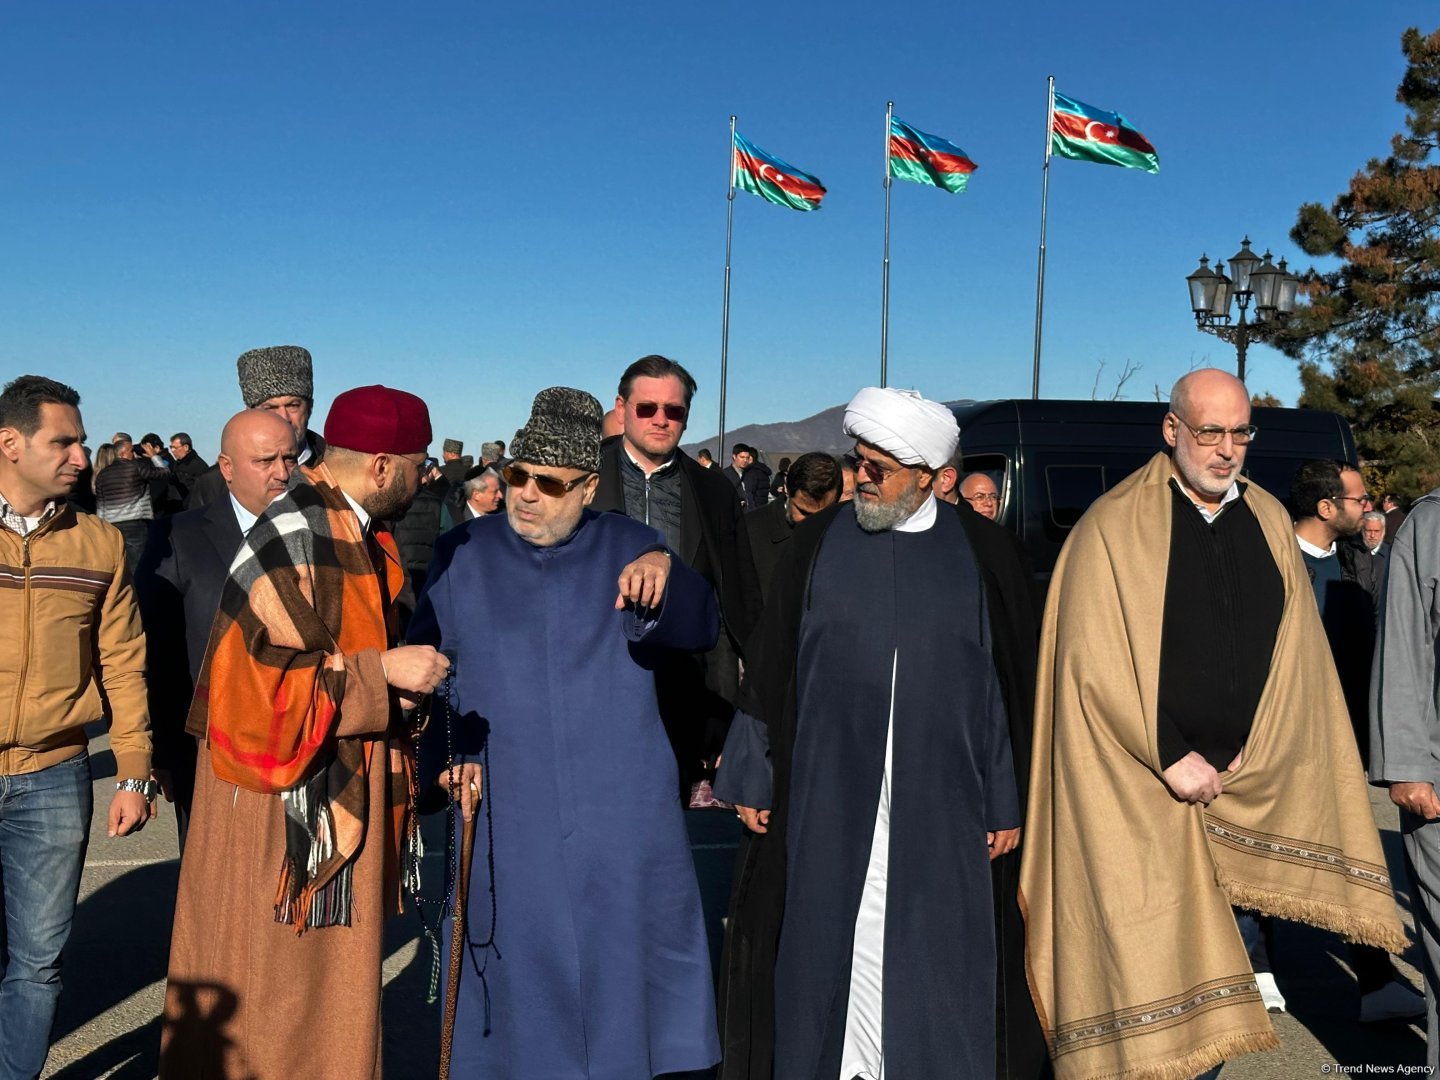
[
  {"x1": 236, "y1": 345, "x2": 314, "y2": 408},
  {"x1": 510, "y1": 387, "x2": 603, "y2": 473}
]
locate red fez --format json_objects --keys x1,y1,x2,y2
[{"x1": 323, "y1": 385, "x2": 432, "y2": 455}]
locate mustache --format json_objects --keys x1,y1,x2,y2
[{"x1": 858, "y1": 482, "x2": 881, "y2": 496}]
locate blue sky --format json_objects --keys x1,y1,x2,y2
[{"x1": 0, "y1": 2, "x2": 1419, "y2": 458}]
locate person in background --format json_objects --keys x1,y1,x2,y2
[
  {"x1": 95, "y1": 432, "x2": 171, "y2": 574},
  {"x1": 167, "y1": 432, "x2": 209, "y2": 505},
  {"x1": 696, "y1": 448, "x2": 716, "y2": 469},
  {"x1": 961, "y1": 471, "x2": 1001, "y2": 521},
  {"x1": 738, "y1": 451, "x2": 840, "y2": 606}
]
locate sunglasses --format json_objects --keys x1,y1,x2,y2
[
  {"x1": 502, "y1": 463, "x2": 591, "y2": 497},
  {"x1": 632, "y1": 402, "x2": 687, "y2": 422}
]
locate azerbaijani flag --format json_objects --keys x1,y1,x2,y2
[
  {"x1": 889, "y1": 117, "x2": 977, "y2": 194},
  {"x1": 733, "y1": 132, "x2": 826, "y2": 211},
  {"x1": 1051, "y1": 91, "x2": 1159, "y2": 173}
]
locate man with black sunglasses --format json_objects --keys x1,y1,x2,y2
[
  {"x1": 592, "y1": 354, "x2": 761, "y2": 808},
  {"x1": 411, "y1": 387, "x2": 724, "y2": 1078}
]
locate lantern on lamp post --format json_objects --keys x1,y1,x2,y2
[{"x1": 1186, "y1": 237, "x2": 1300, "y2": 382}]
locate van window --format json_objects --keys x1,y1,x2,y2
[
  {"x1": 1046, "y1": 465, "x2": 1106, "y2": 528},
  {"x1": 960, "y1": 452, "x2": 1007, "y2": 493}
]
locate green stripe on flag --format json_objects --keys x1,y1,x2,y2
[
  {"x1": 1052, "y1": 132, "x2": 1158, "y2": 174},
  {"x1": 889, "y1": 155, "x2": 971, "y2": 194},
  {"x1": 735, "y1": 169, "x2": 822, "y2": 211}
]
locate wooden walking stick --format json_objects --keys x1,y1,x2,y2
[{"x1": 438, "y1": 793, "x2": 478, "y2": 1080}]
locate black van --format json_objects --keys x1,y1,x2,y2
[{"x1": 951, "y1": 400, "x2": 1358, "y2": 577}]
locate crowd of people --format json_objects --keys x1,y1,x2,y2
[{"x1": 0, "y1": 349, "x2": 1434, "y2": 1080}]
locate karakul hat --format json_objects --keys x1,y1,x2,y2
[
  {"x1": 323, "y1": 385, "x2": 432, "y2": 455},
  {"x1": 237, "y1": 345, "x2": 314, "y2": 408},
  {"x1": 443, "y1": 438, "x2": 463, "y2": 455},
  {"x1": 510, "y1": 387, "x2": 603, "y2": 473}
]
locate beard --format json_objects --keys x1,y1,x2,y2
[
  {"x1": 853, "y1": 471, "x2": 925, "y2": 533},
  {"x1": 365, "y1": 474, "x2": 415, "y2": 521}
]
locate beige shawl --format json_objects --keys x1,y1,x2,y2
[{"x1": 1020, "y1": 451, "x2": 1406, "y2": 1080}]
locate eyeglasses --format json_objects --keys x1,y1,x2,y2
[
  {"x1": 852, "y1": 449, "x2": 913, "y2": 482},
  {"x1": 1170, "y1": 414, "x2": 1258, "y2": 446},
  {"x1": 966, "y1": 492, "x2": 1000, "y2": 504},
  {"x1": 502, "y1": 463, "x2": 591, "y2": 497},
  {"x1": 1330, "y1": 495, "x2": 1368, "y2": 505},
  {"x1": 632, "y1": 402, "x2": 688, "y2": 422}
]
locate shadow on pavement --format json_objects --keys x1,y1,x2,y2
[
  {"x1": 1273, "y1": 919, "x2": 1427, "y2": 1068},
  {"x1": 47, "y1": 1018, "x2": 162, "y2": 1080},
  {"x1": 51, "y1": 859, "x2": 178, "y2": 1068}
]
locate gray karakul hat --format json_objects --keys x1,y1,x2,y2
[
  {"x1": 510, "y1": 387, "x2": 604, "y2": 473},
  {"x1": 442, "y1": 438, "x2": 463, "y2": 455},
  {"x1": 236, "y1": 345, "x2": 314, "y2": 408}
]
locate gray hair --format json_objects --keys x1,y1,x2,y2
[
  {"x1": 464, "y1": 467, "x2": 503, "y2": 497},
  {"x1": 1362, "y1": 510, "x2": 1387, "y2": 525}
]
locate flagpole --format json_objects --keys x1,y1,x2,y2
[
  {"x1": 881, "y1": 101, "x2": 894, "y2": 388},
  {"x1": 1031, "y1": 76, "x2": 1055, "y2": 400},
  {"x1": 719, "y1": 115, "x2": 736, "y2": 460}
]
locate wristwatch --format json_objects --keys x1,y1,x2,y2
[{"x1": 116, "y1": 777, "x2": 159, "y2": 801}]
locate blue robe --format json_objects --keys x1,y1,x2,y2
[{"x1": 409, "y1": 508, "x2": 722, "y2": 1079}]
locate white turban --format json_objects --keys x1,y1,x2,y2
[{"x1": 842, "y1": 387, "x2": 959, "y2": 470}]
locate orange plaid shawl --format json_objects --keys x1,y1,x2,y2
[{"x1": 188, "y1": 463, "x2": 410, "y2": 930}]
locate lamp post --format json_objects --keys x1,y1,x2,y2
[{"x1": 1185, "y1": 237, "x2": 1300, "y2": 383}]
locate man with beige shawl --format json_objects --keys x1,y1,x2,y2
[{"x1": 1022, "y1": 369, "x2": 1407, "y2": 1080}]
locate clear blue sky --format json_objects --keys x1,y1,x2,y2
[{"x1": 0, "y1": 1, "x2": 1419, "y2": 459}]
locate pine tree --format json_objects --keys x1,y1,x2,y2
[{"x1": 1286, "y1": 26, "x2": 1440, "y2": 498}]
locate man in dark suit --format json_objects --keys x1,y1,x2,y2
[
  {"x1": 726, "y1": 444, "x2": 771, "y2": 510},
  {"x1": 739, "y1": 451, "x2": 840, "y2": 606},
  {"x1": 136, "y1": 409, "x2": 300, "y2": 848},
  {"x1": 592, "y1": 355, "x2": 761, "y2": 801}
]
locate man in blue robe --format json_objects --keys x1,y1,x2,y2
[
  {"x1": 410, "y1": 387, "x2": 723, "y2": 1080},
  {"x1": 715, "y1": 387, "x2": 1020, "y2": 1080}
]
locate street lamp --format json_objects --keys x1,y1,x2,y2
[{"x1": 1185, "y1": 237, "x2": 1300, "y2": 382}]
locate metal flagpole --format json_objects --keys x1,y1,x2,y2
[
  {"x1": 1030, "y1": 76, "x2": 1055, "y2": 400},
  {"x1": 718, "y1": 115, "x2": 736, "y2": 460},
  {"x1": 881, "y1": 101, "x2": 894, "y2": 388}
]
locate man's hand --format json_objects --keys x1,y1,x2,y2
[
  {"x1": 987, "y1": 827, "x2": 1021, "y2": 861},
  {"x1": 381, "y1": 645, "x2": 450, "y2": 695},
  {"x1": 153, "y1": 768, "x2": 175, "y2": 804},
  {"x1": 108, "y1": 790, "x2": 153, "y2": 837},
  {"x1": 1162, "y1": 751, "x2": 1223, "y2": 805},
  {"x1": 437, "y1": 763, "x2": 483, "y2": 822},
  {"x1": 1390, "y1": 781, "x2": 1440, "y2": 820},
  {"x1": 736, "y1": 805, "x2": 771, "y2": 835},
  {"x1": 615, "y1": 551, "x2": 670, "y2": 611}
]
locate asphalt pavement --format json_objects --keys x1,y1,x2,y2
[{"x1": 35, "y1": 729, "x2": 1433, "y2": 1078}]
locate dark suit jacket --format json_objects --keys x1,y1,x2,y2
[
  {"x1": 593, "y1": 438, "x2": 762, "y2": 784},
  {"x1": 738, "y1": 498, "x2": 792, "y2": 607},
  {"x1": 135, "y1": 498, "x2": 245, "y2": 809}
]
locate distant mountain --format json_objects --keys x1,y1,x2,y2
[{"x1": 683, "y1": 400, "x2": 967, "y2": 461}]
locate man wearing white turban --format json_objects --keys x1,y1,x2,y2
[{"x1": 714, "y1": 387, "x2": 1035, "y2": 1080}]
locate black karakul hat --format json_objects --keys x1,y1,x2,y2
[{"x1": 510, "y1": 387, "x2": 604, "y2": 473}]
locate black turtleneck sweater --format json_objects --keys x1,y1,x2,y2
[{"x1": 1156, "y1": 481, "x2": 1284, "y2": 771}]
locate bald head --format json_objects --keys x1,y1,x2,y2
[
  {"x1": 1169, "y1": 368, "x2": 1249, "y2": 422},
  {"x1": 218, "y1": 408, "x2": 300, "y2": 517},
  {"x1": 1164, "y1": 368, "x2": 1253, "y2": 506}
]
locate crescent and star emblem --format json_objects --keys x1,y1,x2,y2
[
  {"x1": 759, "y1": 163, "x2": 786, "y2": 184},
  {"x1": 1083, "y1": 120, "x2": 1117, "y2": 141}
]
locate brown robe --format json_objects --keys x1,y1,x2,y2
[{"x1": 159, "y1": 465, "x2": 407, "y2": 1079}]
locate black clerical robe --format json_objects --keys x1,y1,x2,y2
[{"x1": 716, "y1": 498, "x2": 1029, "y2": 1079}]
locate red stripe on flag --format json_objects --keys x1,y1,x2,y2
[
  {"x1": 890, "y1": 136, "x2": 976, "y2": 175},
  {"x1": 1052, "y1": 110, "x2": 1155, "y2": 155},
  {"x1": 734, "y1": 148, "x2": 825, "y2": 201}
]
